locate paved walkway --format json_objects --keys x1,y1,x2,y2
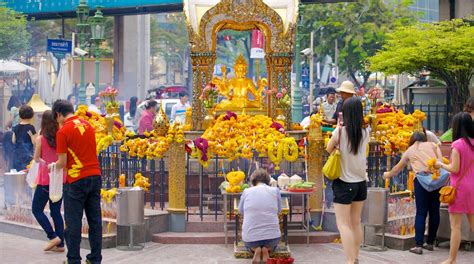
[{"x1": 1, "y1": 232, "x2": 473, "y2": 263}]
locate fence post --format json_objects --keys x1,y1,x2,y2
[
  {"x1": 167, "y1": 141, "x2": 187, "y2": 231},
  {"x1": 427, "y1": 102, "x2": 431, "y2": 131},
  {"x1": 307, "y1": 121, "x2": 324, "y2": 221}
]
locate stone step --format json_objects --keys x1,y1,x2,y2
[
  {"x1": 185, "y1": 221, "x2": 314, "y2": 233},
  {"x1": 186, "y1": 221, "x2": 225, "y2": 232},
  {"x1": 152, "y1": 231, "x2": 339, "y2": 245},
  {"x1": 152, "y1": 232, "x2": 233, "y2": 244}
]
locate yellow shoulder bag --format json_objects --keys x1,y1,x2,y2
[
  {"x1": 322, "y1": 126, "x2": 342, "y2": 180},
  {"x1": 439, "y1": 166, "x2": 466, "y2": 204}
]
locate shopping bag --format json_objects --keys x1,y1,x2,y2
[
  {"x1": 49, "y1": 163, "x2": 63, "y2": 203},
  {"x1": 26, "y1": 161, "x2": 39, "y2": 188},
  {"x1": 322, "y1": 149, "x2": 341, "y2": 180}
]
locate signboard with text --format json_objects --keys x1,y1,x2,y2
[
  {"x1": 250, "y1": 29, "x2": 265, "y2": 59},
  {"x1": 47, "y1": 39, "x2": 72, "y2": 59}
]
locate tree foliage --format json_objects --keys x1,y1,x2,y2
[
  {"x1": 369, "y1": 17, "x2": 474, "y2": 112},
  {"x1": 299, "y1": 0, "x2": 415, "y2": 88},
  {"x1": 0, "y1": 2, "x2": 30, "y2": 59},
  {"x1": 151, "y1": 14, "x2": 188, "y2": 58}
]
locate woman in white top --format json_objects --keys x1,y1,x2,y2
[
  {"x1": 238, "y1": 169, "x2": 282, "y2": 263},
  {"x1": 326, "y1": 97, "x2": 369, "y2": 264}
]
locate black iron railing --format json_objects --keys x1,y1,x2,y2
[{"x1": 99, "y1": 142, "x2": 412, "y2": 217}]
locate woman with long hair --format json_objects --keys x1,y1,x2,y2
[
  {"x1": 124, "y1": 96, "x2": 139, "y2": 131},
  {"x1": 384, "y1": 132, "x2": 444, "y2": 254},
  {"x1": 32, "y1": 110, "x2": 66, "y2": 252},
  {"x1": 326, "y1": 97, "x2": 369, "y2": 264},
  {"x1": 439, "y1": 112, "x2": 474, "y2": 264}
]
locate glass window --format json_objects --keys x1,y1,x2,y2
[
  {"x1": 418, "y1": 0, "x2": 428, "y2": 9},
  {"x1": 429, "y1": 10, "x2": 439, "y2": 22},
  {"x1": 429, "y1": 0, "x2": 439, "y2": 10},
  {"x1": 165, "y1": 103, "x2": 176, "y2": 117}
]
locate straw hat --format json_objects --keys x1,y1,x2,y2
[
  {"x1": 336, "y1": 81, "x2": 356, "y2": 94},
  {"x1": 27, "y1": 94, "x2": 51, "y2": 112}
]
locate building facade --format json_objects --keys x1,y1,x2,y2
[
  {"x1": 409, "y1": 0, "x2": 440, "y2": 22},
  {"x1": 439, "y1": 0, "x2": 474, "y2": 20}
]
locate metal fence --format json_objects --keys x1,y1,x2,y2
[
  {"x1": 394, "y1": 103, "x2": 453, "y2": 134},
  {"x1": 99, "y1": 142, "x2": 411, "y2": 219}
]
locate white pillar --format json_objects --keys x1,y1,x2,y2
[
  {"x1": 116, "y1": 15, "x2": 151, "y2": 100},
  {"x1": 0, "y1": 83, "x2": 12, "y2": 129}
]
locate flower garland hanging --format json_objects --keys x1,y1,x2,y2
[
  {"x1": 268, "y1": 141, "x2": 284, "y2": 170},
  {"x1": 282, "y1": 138, "x2": 299, "y2": 162},
  {"x1": 194, "y1": 137, "x2": 209, "y2": 167}
]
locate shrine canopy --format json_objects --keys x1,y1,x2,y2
[{"x1": 184, "y1": 0, "x2": 298, "y2": 35}]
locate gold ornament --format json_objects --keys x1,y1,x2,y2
[{"x1": 153, "y1": 102, "x2": 170, "y2": 136}]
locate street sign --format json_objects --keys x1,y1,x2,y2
[
  {"x1": 301, "y1": 65, "x2": 310, "y2": 78},
  {"x1": 302, "y1": 80, "x2": 310, "y2": 89},
  {"x1": 47, "y1": 39, "x2": 72, "y2": 59}
]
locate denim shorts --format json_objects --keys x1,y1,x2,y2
[{"x1": 244, "y1": 237, "x2": 280, "y2": 251}]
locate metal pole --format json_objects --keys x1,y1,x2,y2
[
  {"x1": 95, "y1": 44, "x2": 100, "y2": 94},
  {"x1": 79, "y1": 54, "x2": 86, "y2": 103},
  {"x1": 309, "y1": 31, "x2": 314, "y2": 114},
  {"x1": 292, "y1": 7, "x2": 303, "y2": 122}
]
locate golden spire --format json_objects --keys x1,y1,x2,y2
[{"x1": 235, "y1": 54, "x2": 247, "y2": 66}]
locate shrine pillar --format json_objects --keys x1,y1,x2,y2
[
  {"x1": 266, "y1": 53, "x2": 294, "y2": 129},
  {"x1": 167, "y1": 141, "x2": 187, "y2": 231},
  {"x1": 190, "y1": 53, "x2": 216, "y2": 130},
  {"x1": 307, "y1": 119, "x2": 325, "y2": 220}
]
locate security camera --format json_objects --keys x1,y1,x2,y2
[
  {"x1": 300, "y1": 48, "x2": 312, "y2": 56},
  {"x1": 74, "y1": 48, "x2": 88, "y2": 56}
]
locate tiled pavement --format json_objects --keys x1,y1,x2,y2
[{"x1": 1, "y1": 232, "x2": 473, "y2": 264}]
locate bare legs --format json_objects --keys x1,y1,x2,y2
[
  {"x1": 261, "y1": 247, "x2": 270, "y2": 263},
  {"x1": 335, "y1": 201, "x2": 364, "y2": 264},
  {"x1": 443, "y1": 214, "x2": 474, "y2": 264},
  {"x1": 351, "y1": 201, "x2": 364, "y2": 259},
  {"x1": 252, "y1": 247, "x2": 261, "y2": 264}
]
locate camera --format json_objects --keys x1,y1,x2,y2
[
  {"x1": 300, "y1": 48, "x2": 312, "y2": 56},
  {"x1": 74, "y1": 48, "x2": 88, "y2": 56}
]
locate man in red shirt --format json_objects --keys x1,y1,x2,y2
[{"x1": 52, "y1": 100, "x2": 102, "y2": 264}]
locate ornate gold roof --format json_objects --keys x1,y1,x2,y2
[{"x1": 184, "y1": 0, "x2": 298, "y2": 35}]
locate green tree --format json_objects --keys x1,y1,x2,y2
[
  {"x1": 299, "y1": 0, "x2": 415, "y2": 88},
  {"x1": 0, "y1": 2, "x2": 30, "y2": 59},
  {"x1": 369, "y1": 17, "x2": 474, "y2": 113},
  {"x1": 151, "y1": 14, "x2": 188, "y2": 58}
]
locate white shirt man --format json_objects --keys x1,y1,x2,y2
[
  {"x1": 171, "y1": 93, "x2": 190, "y2": 123},
  {"x1": 322, "y1": 88, "x2": 337, "y2": 121}
]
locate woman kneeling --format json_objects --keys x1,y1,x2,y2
[{"x1": 238, "y1": 169, "x2": 282, "y2": 263}]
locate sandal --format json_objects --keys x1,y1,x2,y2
[
  {"x1": 422, "y1": 243, "x2": 434, "y2": 251},
  {"x1": 409, "y1": 246, "x2": 423, "y2": 255},
  {"x1": 51, "y1": 246, "x2": 65, "y2": 253}
]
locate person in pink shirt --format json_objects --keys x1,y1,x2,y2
[
  {"x1": 32, "y1": 110, "x2": 66, "y2": 252},
  {"x1": 438, "y1": 112, "x2": 474, "y2": 264},
  {"x1": 138, "y1": 100, "x2": 158, "y2": 135}
]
